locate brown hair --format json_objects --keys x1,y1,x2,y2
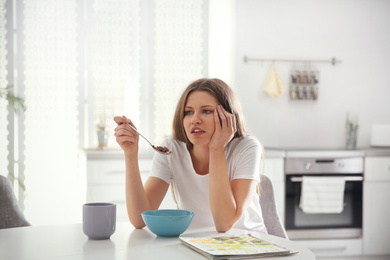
[{"x1": 172, "y1": 78, "x2": 249, "y2": 148}]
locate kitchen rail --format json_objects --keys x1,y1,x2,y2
[{"x1": 243, "y1": 56, "x2": 342, "y2": 65}]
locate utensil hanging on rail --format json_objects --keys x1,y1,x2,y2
[{"x1": 263, "y1": 67, "x2": 285, "y2": 98}]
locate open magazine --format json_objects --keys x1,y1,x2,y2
[{"x1": 179, "y1": 234, "x2": 298, "y2": 259}]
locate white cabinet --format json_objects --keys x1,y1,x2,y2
[
  {"x1": 298, "y1": 238, "x2": 362, "y2": 258},
  {"x1": 363, "y1": 157, "x2": 390, "y2": 255},
  {"x1": 85, "y1": 150, "x2": 176, "y2": 222},
  {"x1": 263, "y1": 158, "x2": 285, "y2": 225}
]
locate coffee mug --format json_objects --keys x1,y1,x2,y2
[{"x1": 83, "y1": 202, "x2": 116, "y2": 240}]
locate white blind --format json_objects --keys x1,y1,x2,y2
[
  {"x1": 4, "y1": 0, "x2": 206, "y2": 225},
  {"x1": 23, "y1": 0, "x2": 83, "y2": 225},
  {"x1": 153, "y1": 0, "x2": 205, "y2": 144},
  {"x1": 89, "y1": 0, "x2": 140, "y2": 148}
]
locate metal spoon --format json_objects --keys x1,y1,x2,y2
[{"x1": 126, "y1": 123, "x2": 172, "y2": 155}]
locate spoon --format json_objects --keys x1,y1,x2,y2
[{"x1": 126, "y1": 123, "x2": 172, "y2": 155}]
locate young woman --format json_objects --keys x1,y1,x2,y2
[{"x1": 114, "y1": 78, "x2": 265, "y2": 233}]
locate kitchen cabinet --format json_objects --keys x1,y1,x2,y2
[
  {"x1": 363, "y1": 157, "x2": 390, "y2": 255},
  {"x1": 85, "y1": 150, "x2": 176, "y2": 222}
]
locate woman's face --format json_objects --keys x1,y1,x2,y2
[{"x1": 183, "y1": 90, "x2": 219, "y2": 148}]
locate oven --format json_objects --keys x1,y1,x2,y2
[{"x1": 285, "y1": 155, "x2": 363, "y2": 240}]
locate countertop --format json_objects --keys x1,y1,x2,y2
[
  {"x1": 83, "y1": 147, "x2": 390, "y2": 159},
  {"x1": 265, "y1": 147, "x2": 390, "y2": 158},
  {"x1": 363, "y1": 147, "x2": 390, "y2": 156}
]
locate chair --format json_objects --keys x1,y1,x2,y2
[
  {"x1": 259, "y1": 174, "x2": 288, "y2": 239},
  {"x1": 0, "y1": 175, "x2": 30, "y2": 229}
]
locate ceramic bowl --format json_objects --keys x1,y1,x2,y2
[{"x1": 141, "y1": 209, "x2": 195, "y2": 237}]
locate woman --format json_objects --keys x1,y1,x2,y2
[{"x1": 114, "y1": 78, "x2": 265, "y2": 233}]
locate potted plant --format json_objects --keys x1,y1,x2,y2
[
  {"x1": 345, "y1": 113, "x2": 359, "y2": 150},
  {"x1": 96, "y1": 114, "x2": 109, "y2": 149}
]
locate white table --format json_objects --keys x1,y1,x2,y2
[{"x1": 0, "y1": 222, "x2": 315, "y2": 260}]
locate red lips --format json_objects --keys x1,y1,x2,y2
[{"x1": 191, "y1": 127, "x2": 205, "y2": 136}]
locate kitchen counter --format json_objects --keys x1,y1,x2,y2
[
  {"x1": 285, "y1": 149, "x2": 365, "y2": 158},
  {"x1": 83, "y1": 147, "x2": 390, "y2": 159},
  {"x1": 83, "y1": 148, "x2": 153, "y2": 159},
  {"x1": 84, "y1": 147, "x2": 288, "y2": 159},
  {"x1": 364, "y1": 147, "x2": 390, "y2": 156},
  {"x1": 265, "y1": 147, "x2": 390, "y2": 158},
  {"x1": 263, "y1": 148, "x2": 286, "y2": 158}
]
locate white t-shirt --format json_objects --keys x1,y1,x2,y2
[{"x1": 149, "y1": 135, "x2": 266, "y2": 232}]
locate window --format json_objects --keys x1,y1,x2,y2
[
  {"x1": 87, "y1": 0, "x2": 141, "y2": 148},
  {"x1": 0, "y1": 0, "x2": 8, "y2": 177},
  {"x1": 1, "y1": 0, "x2": 207, "y2": 225},
  {"x1": 153, "y1": 0, "x2": 206, "y2": 144},
  {"x1": 23, "y1": 0, "x2": 82, "y2": 224}
]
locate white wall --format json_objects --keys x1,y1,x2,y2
[
  {"x1": 234, "y1": 0, "x2": 390, "y2": 149},
  {"x1": 208, "y1": 0, "x2": 235, "y2": 86}
]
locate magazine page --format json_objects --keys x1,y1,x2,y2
[{"x1": 179, "y1": 234, "x2": 293, "y2": 259}]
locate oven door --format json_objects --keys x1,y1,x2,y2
[{"x1": 285, "y1": 174, "x2": 363, "y2": 239}]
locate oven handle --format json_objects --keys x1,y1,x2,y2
[{"x1": 290, "y1": 176, "x2": 363, "y2": 182}]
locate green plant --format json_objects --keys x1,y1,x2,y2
[
  {"x1": 96, "y1": 114, "x2": 106, "y2": 131},
  {"x1": 346, "y1": 113, "x2": 359, "y2": 132},
  {"x1": 0, "y1": 85, "x2": 26, "y2": 112},
  {"x1": 1, "y1": 85, "x2": 26, "y2": 191},
  {"x1": 7, "y1": 172, "x2": 26, "y2": 191}
]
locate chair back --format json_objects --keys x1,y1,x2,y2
[
  {"x1": 259, "y1": 174, "x2": 288, "y2": 239},
  {"x1": 0, "y1": 175, "x2": 30, "y2": 229}
]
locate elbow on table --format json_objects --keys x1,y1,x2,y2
[
  {"x1": 213, "y1": 212, "x2": 241, "y2": 233},
  {"x1": 215, "y1": 222, "x2": 234, "y2": 233},
  {"x1": 133, "y1": 223, "x2": 146, "y2": 229},
  {"x1": 129, "y1": 218, "x2": 146, "y2": 229}
]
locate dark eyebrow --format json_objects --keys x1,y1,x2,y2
[{"x1": 185, "y1": 105, "x2": 214, "y2": 109}]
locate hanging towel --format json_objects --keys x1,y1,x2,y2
[
  {"x1": 299, "y1": 176, "x2": 346, "y2": 214},
  {"x1": 263, "y1": 67, "x2": 285, "y2": 98}
]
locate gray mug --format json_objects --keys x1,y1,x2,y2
[{"x1": 83, "y1": 202, "x2": 116, "y2": 240}]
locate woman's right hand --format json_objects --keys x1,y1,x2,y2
[{"x1": 113, "y1": 116, "x2": 139, "y2": 155}]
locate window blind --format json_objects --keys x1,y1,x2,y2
[
  {"x1": 88, "y1": 0, "x2": 140, "y2": 148},
  {"x1": 3, "y1": 0, "x2": 207, "y2": 225},
  {"x1": 153, "y1": 0, "x2": 205, "y2": 144},
  {"x1": 23, "y1": 0, "x2": 82, "y2": 225}
]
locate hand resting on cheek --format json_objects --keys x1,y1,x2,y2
[{"x1": 209, "y1": 105, "x2": 237, "y2": 150}]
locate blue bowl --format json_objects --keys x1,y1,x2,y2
[{"x1": 141, "y1": 209, "x2": 195, "y2": 237}]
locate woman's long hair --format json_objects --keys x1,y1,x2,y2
[{"x1": 172, "y1": 78, "x2": 249, "y2": 148}]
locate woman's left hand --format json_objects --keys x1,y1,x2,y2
[{"x1": 209, "y1": 105, "x2": 237, "y2": 150}]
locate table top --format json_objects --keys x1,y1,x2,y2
[{"x1": 0, "y1": 222, "x2": 315, "y2": 260}]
